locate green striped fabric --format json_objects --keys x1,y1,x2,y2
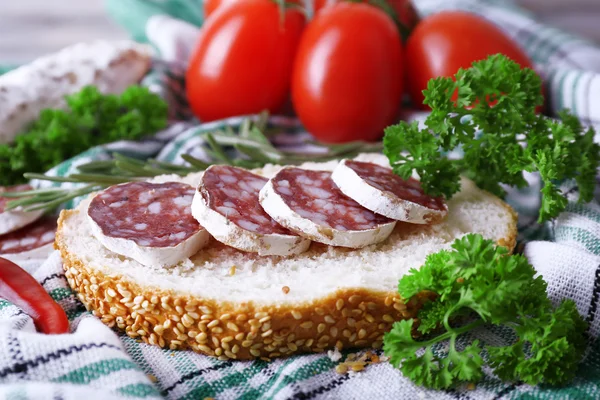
[{"x1": 2, "y1": 0, "x2": 600, "y2": 399}]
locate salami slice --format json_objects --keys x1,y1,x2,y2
[
  {"x1": 0, "y1": 185, "x2": 44, "y2": 235},
  {"x1": 87, "y1": 181, "x2": 210, "y2": 266},
  {"x1": 259, "y1": 167, "x2": 396, "y2": 248},
  {"x1": 191, "y1": 165, "x2": 310, "y2": 256},
  {"x1": 331, "y1": 160, "x2": 448, "y2": 224},
  {"x1": 0, "y1": 216, "x2": 56, "y2": 256}
]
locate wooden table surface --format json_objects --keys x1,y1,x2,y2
[{"x1": 1, "y1": 0, "x2": 600, "y2": 64}]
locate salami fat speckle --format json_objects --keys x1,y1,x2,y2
[
  {"x1": 331, "y1": 159, "x2": 448, "y2": 224},
  {"x1": 0, "y1": 217, "x2": 56, "y2": 255},
  {"x1": 192, "y1": 165, "x2": 310, "y2": 256},
  {"x1": 87, "y1": 181, "x2": 210, "y2": 266},
  {"x1": 259, "y1": 167, "x2": 396, "y2": 248}
]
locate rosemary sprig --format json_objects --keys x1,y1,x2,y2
[{"x1": 6, "y1": 114, "x2": 383, "y2": 213}]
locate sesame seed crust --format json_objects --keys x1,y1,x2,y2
[{"x1": 56, "y1": 195, "x2": 517, "y2": 361}]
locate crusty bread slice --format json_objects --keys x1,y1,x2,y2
[{"x1": 56, "y1": 154, "x2": 517, "y2": 361}]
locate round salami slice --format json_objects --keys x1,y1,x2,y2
[
  {"x1": 87, "y1": 181, "x2": 210, "y2": 267},
  {"x1": 0, "y1": 185, "x2": 44, "y2": 235},
  {"x1": 331, "y1": 159, "x2": 448, "y2": 224},
  {"x1": 259, "y1": 167, "x2": 396, "y2": 248},
  {"x1": 0, "y1": 216, "x2": 56, "y2": 258},
  {"x1": 192, "y1": 165, "x2": 310, "y2": 256}
]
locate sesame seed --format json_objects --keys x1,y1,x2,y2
[
  {"x1": 317, "y1": 323, "x2": 326, "y2": 333},
  {"x1": 137, "y1": 329, "x2": 146, "y2": 336},
  {"x1": 352, "y1": 309, "x2": 363, "y2": 316},
  {"x1": 349, "y1": 333, "x2": 357, "y2": 342},
  {"x1": 198, "y1": 322, "x2": 207, "y2": 332},
  {"x1": 182, "y1": 314, "x2": 194, "y2": 327},
  {"x1": 291, "y1": 310, "x2": 302, "y2": 320},
  {"x1": 251, "y1": 343, "x2": 263, "y2": 349},
  {"x1": 349, "y1": 295, "x2": 361, "y2": 304},
  {"x1": 378, "y1": 323, "x2": 386, "y2": 330},
  {"x1": 336, "y1": 299, "x2": 344, "y2": 311},
  {"x1": 177, "y1": 322, "x2": 185, "y2": 332},
  {"x1": 269, "y1": 352, "x2": 281, "y2": 358},
  {"x1": 330, "y1": 327, "x2": 338, "y2": 337},
  {"x1": 247, "y1": 332, "x2": 257, "y2": 340},
  {"x1": 279, "y1": 346, "x2": 289, "y2": 353},
  {"x1": 236, "y1": 314, "x2": 248, "y2": 322},
  {"x1": 401, "y1": 310, "x2": 412, "y2": 318},
  {"x1": 171, "y1": 315, "x2": 180, "y2": 322},
  {"x1": 319, "y1": 335, "x2": 330, "y2": 343},
  {"x1": 175, "y1": 306, "x2": 184, "y2": 314},
  {"x1": 336, "y1": 340, "x2": 343, "y2": 350},
  {"x1": 347, "y1": 318, "x2": 356, "y2": 327},
  {"x1": 188, "y1": 312, "x2": 200, "y2": 320},
  {"x1": 365, "y1": 314, "x2": 375, "y2": 323},
  {"x1": 300, "y1": 321, "x2": 313, "y2": 329},
  {"x1": 200, "y1": 306, "x2": 213, "y2": 314},
  {"x1": 218, "y1": 355, "x2": 230, "y2": 361},
  {"x1": 174, "y1": 298, "x2": 184, "y2": 307},
  {"x1": 222, "y1": 336, "x2": 234, "y2": 343},
  {"x1": 262, "y1": 329, "x2": 273, "y2": 337},
  {"x1": 324, "y1": 315, "x2": 335, "y2": 324},
  {"x1": 185, "y1": 304, "x2": 197, "y2": 312},
  {"x1": 150, "y1": 296, "x2": 159, "y2": 304},
  {"x1": 107, "y1": 288, "x2": 117, "y2": 297},
  {"x1": 250, "y1": 349, "x2": 261, "y2": 357},
  {"x1": 212, "y1": 327, "x2": 224, "y2": 334},
  {"x1": 242, "y1": 340, "x2": 253, "y2": 348},
  {"x1": 196, "y1": 332, "x2": 208, "y2": 342},
  {"x1": 343, "y1": 329, "x2": 351, "y2": 338},
  {"x1": 305, "y1": 339, "x2": 314, "y2": 347},
  {"x1": 201, "y1": 314, "x2": 213, "y2": 321},
  {"x1": 295, "y1": 339, "x2": 305, "y2": 346},
  {"x1": 261, "y1": 322, "x2": 272, "y2": 332},
  {"x1": 154, "y1": 325, "x2": 165, "y2": 335},
  {"x1": 336, "y1": 365, "x2": 348, "y2": 374},
  {"x1": 215, "y1": 347, "x2": 223, "y2": 356},
  {"x1": 358, "y1": 329, "x2": 367, "y2": 339},
  {"x1": 220, "y1": 313, "x2": 232, "y2": 321},
  {"x1": 351, "y1": 363, "x2": 365, "y2": 372},
  {"x1": 134, "y1": 296, "x2": 144, "y2": 305},
  {"x1": 212, "y1": 337, "x2": 220, "y2": 347},
  {"x1": 255, "y1": 312, "x2": 268, "y2": 319},
  {"x1": 231, "y1": 344, "x2": 240, "y2": 354},
  {"x1": 282, "y1": 286, "x2": 290, "y2": 294},
  {"x1": 259, "y1": 316, "x2": 271, "y2": 323},
  {"x1": 288, "y1": 343, "x2": 298, "y2": 351},
  {"x1": 207, "y1": 320, "x2": 220, "y2": 328},
  {"x1": 393, "y1": 302, "x2": 407, "y2": 311},
  {"x1": 229, "y1": 266, "x2": 236, "y2": 276},
  {"x1": 384, "y1": 297, "x2": 393, "y2": 307},
  {"x1": 286, "y1": 333, "x2": 295, "y2": 342},
  {"x1": 341, "y1": 308, "x2": 350, "y2": 318},
  {"x1": 227, "y1": 322, "x2": 239, "y2": 332},
  {"x1": 163, "y1": 320, "x2": 172, "y2": 329},
  {"x1": 355, "y1": 340, "x2": 368, "y2": 346},
  {"x1": 162, "y1": 303, "x2": 173, "y2": 311},
  {"x1": 235, "y1": 333, "x2": 245, "y2": 341},
  {"x1": 315, "y1": 307, "x2": 325, "y2": 316},
  {"x1": 383, "y1": 314, "x2": 394, "y2": 323},
  {"x1": 248, "y1": 319, "x2": 260, "y2": 327}
]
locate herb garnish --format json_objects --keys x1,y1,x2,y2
[
  {"x1": 0, "y1": 85, "x2": 168, "y2": 186},
  {"x1": 383, "y1": 54, "x2": 600, "y2": 222},
  {"x1": 383, "y1": 234, "x2": 587, "y2": 389}
]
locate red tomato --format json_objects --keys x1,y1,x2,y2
[
  {"x1": 203, "y1": 0, "x2": 228, "y2": 19},
  {"x1": 188, "y1": 0, "x2": 305, "y2": 122},
  {"x1": 314, "y1": 0, "x2": 419, "y2": 31},
  {"x1": 406, "y1": 11, "x2": 537, "y2": 109},
  {"x1": 292, "y1": 3, "x2": 403, "y2": 143}
]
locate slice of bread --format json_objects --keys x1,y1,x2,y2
[{"x1": 56, "y1": 154, "x2": 517, "y2": 360}]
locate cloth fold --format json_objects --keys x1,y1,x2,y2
[{"x1": 3, "y1": 0, "x2": 600, "y2": 399}]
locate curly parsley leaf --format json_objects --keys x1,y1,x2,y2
[
  {"x1": 383, "y1": 54, "x2": 600, "y2": 222},
  {"x1": 0, "y1": 85, "x2": 168, "y2": 186},
  {"x1": 383, "y1": 234, "x2": 587, "y2": 389}
]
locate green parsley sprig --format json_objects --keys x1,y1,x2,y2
[
  {"x1": 383, "y1": 54, "x2": 600, "y2": 222},
  {"x1": 0, "y1": 85, "x2": 168, "y2": 186},
  {"x1": 383, "y1": 234, "x2": 587, "y2": 389}
]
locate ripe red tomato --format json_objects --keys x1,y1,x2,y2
[
  {"x1": 203, "y1": 0, "x2": 229, "y2": 19},
  {"x1": 292, "y1": 3, "x2": 403, "y2": 143},
  {"x1": 406, "y1": 11, "x2": 536, "y2": 109},
  {"x1": 188, "y1": 0, "x2": 305, "y2": 122},
  {"x1": 314, "y1": 0, "x2": 419, "y2": 31}
]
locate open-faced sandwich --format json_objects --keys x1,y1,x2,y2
[{"x1": 55, "y1": 153, "x2": 516, "y2": 361}]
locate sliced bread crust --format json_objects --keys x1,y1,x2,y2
[{"x1": 56, "y1": 154, "x2": 517, "y2": 361}]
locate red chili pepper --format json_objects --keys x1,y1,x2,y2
[{"x1": 0, "y1": 257, "x2": 69, "y2": 334}]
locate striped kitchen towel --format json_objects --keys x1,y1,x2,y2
[{"x1": 2, "y1": 0, "x2": 600, "y2": 399}]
